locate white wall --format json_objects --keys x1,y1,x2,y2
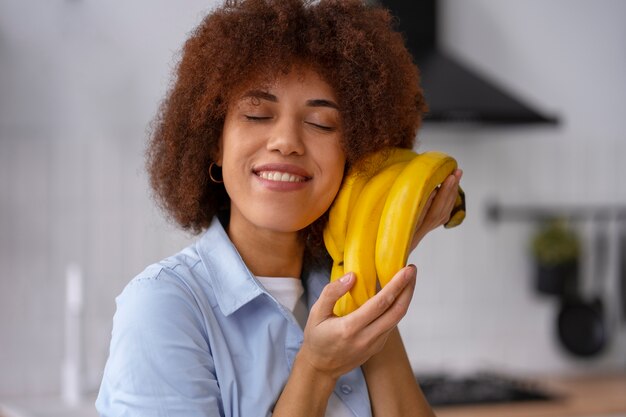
[
  {"x1": 1, "y1": 0, "x2": 625, "y2": 399},
  {"x1": 401, "y1": 0, "x2": 626, "y2": 376},
  {"x1": 0, "y1": 0, "x2": 215, "y2": 397}
]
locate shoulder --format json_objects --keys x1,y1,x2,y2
[
  {"x1": 114, "y1": 245, "x2": 218, "y2": 332},
  {"x1": 98, "y1": 247, "x2": 226, "y2": 416},
  {"x1": 115, "y1": 216, "x2": 264, "y2": 325},
  {"x1": 123, "y1": 247, "x2": 203, "y2": 290}
]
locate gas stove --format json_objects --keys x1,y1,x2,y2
[{"x1": 416, "y1": 372, "x2": 559, "y2": 407}]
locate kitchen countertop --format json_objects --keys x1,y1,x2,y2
[
  {"x1": 2, "y1": 374, "x2": 624, "y2": 417},
  {"x1": 433, "y1": 373, "x2": 626, "y2": 417}
]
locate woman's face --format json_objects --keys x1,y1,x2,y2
[{"x1": 218, "y1": 66, "x2": 346, "y2": 235}]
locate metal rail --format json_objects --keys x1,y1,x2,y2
[{"x1": 486, "y1": 201, "x2": 626, "y2": 223}]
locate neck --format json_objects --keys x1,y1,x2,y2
[{"x1": 226, "y1": 213, "x2": 305, "y2": 279}]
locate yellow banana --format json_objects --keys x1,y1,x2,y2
[
  {"x1": 324, "y1": 148, "x2": 417, "y2": 265},
  {"x1": 324, "y1": 147, "x2": 466, "y2": 316},
  {"x1": 340, "y1": 162, "x2": 409, "y2": 314},
  {"x1": 329, "y1": 262, "x2": 360, "y2": 316},
  {"x1": 323, "y1": 226, "x2": 342, "y2": 262},
  {"x1": 444, "y1": 186, "x2": 466, "y2": 229},
  {"x1": 375, "y1": 151, "x2": 459, "y2": 287},
  {"x1": 324, "y1": 173, "x2": 367, "y2": 263}
]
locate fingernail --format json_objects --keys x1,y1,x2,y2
[
  {"x1": 406, "y1": 264, "x2": 417, "y2": 277},
  {"x1": 340, "y1": 273, "x2": 352, "y2": 284}
]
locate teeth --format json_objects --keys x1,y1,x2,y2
[{"x1": 258, "y1": 171, "x2": 305, "y2": 183}]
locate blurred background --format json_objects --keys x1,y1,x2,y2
[{"x1": 1, "y1": 0, "x2": 625, "y2": 416}]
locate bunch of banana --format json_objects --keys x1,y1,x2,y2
[{"x1": 324, "y1": 147, "x2": 466, "y2": 316}]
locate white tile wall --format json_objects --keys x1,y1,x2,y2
[
  {"x1": 1, "y1": 0, "x2": 625, "y2": 399},
  {"x1": 401, "y1": 0, "x2": 626, "y2": 376}
]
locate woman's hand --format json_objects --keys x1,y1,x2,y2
[
  {"x1": 297, "y1": 265, "x2": 417, "y2": 381},
  {"x1": 274, "y1": 267, "x2": 417, "y2": 416},
  {"x1": 409, "y1": 168, "x2": 463, "y2": 252}
]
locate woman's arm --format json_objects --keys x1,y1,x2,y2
[
  {"x1": 362, "y1": 169, "x2": 463, "y2": 416},
  {"x1": 272, "y1": 353, "x2": 338, "y2": 417},
  {"x1": 362, "y1": 328, "x2": 435, "y2": 417},
  {"x1": 273, "y1": 266, "x2": 417, "y2": 417}
]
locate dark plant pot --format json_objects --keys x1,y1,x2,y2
[{"x1": 535, "y1": 260, "x2": 579, "y2": 297}]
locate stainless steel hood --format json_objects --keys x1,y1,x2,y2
[{"x1": 378, "y1": 0, "x2": 558, "y2": 125}]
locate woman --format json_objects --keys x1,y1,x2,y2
[{"x1": 96, "y1": 0, "x2": 463, "y2": 416}]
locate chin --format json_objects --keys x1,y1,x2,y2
[{"x1": 248, "y1": 209, "x2": 319, "y2": 234}]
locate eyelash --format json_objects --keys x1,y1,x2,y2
[
  {"x1": 245, "y1": 115, "x2": 335, "y2": 132},
  {"x1": 245, "y1": 115, "x2": 271, "y2": 121},
  {"x1": 306, "y1": 122, "x2": 335, "y2": 132}
]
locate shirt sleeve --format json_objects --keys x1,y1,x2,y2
[{"x1": 96, "y1": 269, "x2": 223, "y2": 417}]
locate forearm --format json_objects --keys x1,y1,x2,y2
[
  {"x1": 362, "y1": 328, "x2": 435, "y2": 417},
  {"x1": 273, "y1": 351, "x2": 337, "y2": 417}
]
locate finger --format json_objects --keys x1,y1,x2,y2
[
  {"x1": 419, "y1": 174, "x2": 455, "y2": 228},
  {"x1": 431, "y1": 175, "x2": 459, "y2": 222},
  {"x1": 362, "y1": 267, "x2": 417, "y2": 339},
  {"x1": 438, "y1": 176, "x2": 456, "y2": 208},
  {"x1": 410, "y1": 189, "x2": 437, "y2": 251},
  {"x1": 442, "y1": 174, "x2": 461, "y2": 217},
  {"x1": 412, "y1": 172, "x2": 462, "y2": 249},
  {"x1": 416, "y1": 188, "x2": 437, "y2": 227},
  {"x1": 424, "y1": 187, "x2": 437, "y2": 213},
  {"x1": 310, "y1": 272, "x2": 354, "y2": 321},
  {"x1": 441, "y1": 173, "x2": 459, "y2": 199},
  {"x1": 348, "y1": 265, "x2": 416, "y2": 329}
]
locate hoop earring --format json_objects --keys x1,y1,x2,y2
[{"x1": 209, "y1": 162, "x2": 224, "y2": 184}]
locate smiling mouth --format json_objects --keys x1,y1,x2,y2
[{"x1": 256, "y1": 171, "x2": 309, "y2": 183}]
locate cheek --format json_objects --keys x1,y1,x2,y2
[
  {"x1": 219, "y1": 138, "x2": 250, "y2": 204},
  {"x1": 329, "y1": 157, "x2": 345, "y2": 190},
  {"x1": 220, "y1": 125, "x2": 253, "y2": 179},
  {"x1": 319, "y1": 153, "x2": 346, "y2": 209},
  {"x1": 221, "y1": 155, "x2": 249, "y2": 204},
  {"x1": 329, "y1": 143, "x2": 347, "y2": 186}
]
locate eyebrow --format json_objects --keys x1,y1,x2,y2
[
  {"x1": 306, "y1": 99, "x2": 340, "y2": 110},
  {"x1": 243, "y1": 90, "x2": 277, "y2": 103},
  {"x1": 242, "y1": 90, "x2": 340, "y2": 110}
]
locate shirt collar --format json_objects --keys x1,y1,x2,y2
[
  {"x1": 196, "y1": 216, "x2": 331, "y2": 316},
  {"x1": 195, "y1": 216, "x2": 265, "y2": 316}
]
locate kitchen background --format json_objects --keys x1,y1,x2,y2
[{"x1": 1, "y1": 0, "x2": 625, "y2": 413}]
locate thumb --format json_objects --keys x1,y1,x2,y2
[{"x1": 312, "y1": 272, "x2": 354, "y2": 319}]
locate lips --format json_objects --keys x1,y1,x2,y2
[{"x1": 253, "y1": 163, "x2": 312, "y2": 183}]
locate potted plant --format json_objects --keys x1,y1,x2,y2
[{"x1": 530, "y1": 218, "x2": 581, "y2": 296}]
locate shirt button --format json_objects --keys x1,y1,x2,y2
[{"x1": 340, "y1": 384, "x2": 352, "y2": 395}]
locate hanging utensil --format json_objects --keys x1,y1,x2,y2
[{"x1": 556, "y1": 218, "x2": 608, "y2": 357}]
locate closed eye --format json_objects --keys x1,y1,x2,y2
[
  {"x1": 245, "y1": 115, "x2": 272, "y2": 121},
  {"x1": 306, "y1": 121, "x2": 335, "y2": 132}
]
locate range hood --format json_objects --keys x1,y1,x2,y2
[{"x1": 378, "y1": 0, "x2": 558, "y2": 125}]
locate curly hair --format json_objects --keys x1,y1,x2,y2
[{"x1": 146, "y1": 0, "x2": 427, "y2": 261}]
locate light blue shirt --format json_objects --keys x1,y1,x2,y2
[{"x1": 96, "y1": 216, "x2": 372, "y2": 417}]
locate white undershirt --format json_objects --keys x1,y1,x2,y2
[
  {"x1": 256, "y1": 276, "x2": 308, "y2": 329},
  {"x1": 256, "y1": 276, "x2": 356, "y2": 417}
]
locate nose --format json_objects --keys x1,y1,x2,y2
[{"x1": 266, "y1": 116, "x2": 305, "y2": 156}]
